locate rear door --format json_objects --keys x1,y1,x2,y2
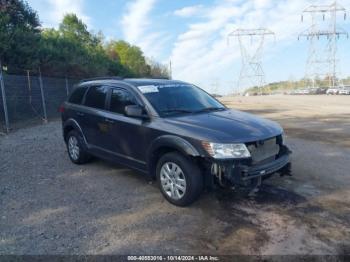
[
  {"x1": 80, "y1": 85, "x2": 110, "y2": 149},
  {"x1": 63, "y1": 85, "x2": 89, "y2": 125}
]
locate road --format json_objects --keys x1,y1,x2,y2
[{"x1": 0, "y1": 95, "x2": 349, "y2": 255}]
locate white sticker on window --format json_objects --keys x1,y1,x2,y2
[{"x1": 138, "y1": 85, "x2": 159, "y2": 94}]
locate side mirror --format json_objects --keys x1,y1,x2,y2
[{"x1": 125, "y1": 105, "x2": 148, "y2": 119}]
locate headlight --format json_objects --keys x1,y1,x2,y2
[{"x1": 202, "y1": 142, "x2": 251, "y2": 159}]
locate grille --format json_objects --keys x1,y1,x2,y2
[{"x1": 247, "y1": 137, "x2": 280, "y2": 164}]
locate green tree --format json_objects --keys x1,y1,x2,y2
[
  {"x1": 39, "y1": 14, "x2": 127, "y2": 78},
  {"x1": 39, "y1": 28, "x2": 88, "y2": 77},
  {"x1": 106, "y1": 40, "x2": 150, "y2": 77},
  {"x1": 59, "y1": 14, "x2": 99, "y2": 46},
  {"x1": 0, "y1": 0, "x2": 165, "y2": 79},
  {"x1": 0, "y1": 0, "x2": 40, "y2": 71},
  {"x1": 147, "y1": 58, "x2": 170, "y2": 79}
]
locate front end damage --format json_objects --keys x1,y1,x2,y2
[{"x1": 203, "y1": 135, "x2": 292, "y2": 192}]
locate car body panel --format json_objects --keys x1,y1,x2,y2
[
  {"x1": 159, "y1": 109, "x2": 283, "y2": 143},
  {"x1": 326, "y1": 88, "x2": 340, "y2": 95},
  {"x1": 61, "y1": 78, "x2": 291, "y2": 185},
  {"x1": 339, "y1": 88, "x2": 350, "y2": 95}
]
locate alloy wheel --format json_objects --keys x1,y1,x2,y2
[
  {"x1": 68, "y1": 136, "x2": 80, "y2": 161},
  {"x1": 160, "y1": 162, "x2": 187, "y2": 200}
]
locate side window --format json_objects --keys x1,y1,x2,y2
[
  {"x1": 68, "y1": 86, "x2": 88, "y2": 104},
  {"x1": 109, "y1": 89, "x2": 137, "y2": 114},
  {"x1": 84, "y1": 86, "x2": 108, "y2": 109}
]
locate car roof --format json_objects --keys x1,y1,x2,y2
[
  {"x1": 123, "y1": 78, "x2": 186, "y2": 86},
  {"x1": 79, "y1": 77, "x2": 186, "y2": 87}
]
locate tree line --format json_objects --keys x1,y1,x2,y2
[{"x1": 0, "y1": 0, "x2": 170, "y2": 78}]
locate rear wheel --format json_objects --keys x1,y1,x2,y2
[
  {"x1": 156, "y1": 152, "x2": 203, "y2": 206},
  {"x1": 66, "y1": 130, "x2": 91, "y2": 164}
]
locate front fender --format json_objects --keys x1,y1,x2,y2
[
  {"x1": 146, "y1": 135, "x2": 204, "y2": 178},
  {"x1": 148, "y1": 135, "x2": 201, "y2": 158}
]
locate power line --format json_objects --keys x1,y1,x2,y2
[
  {"x1": 228, "y1": 28, "x2": 275, "y2": 94},
  {"x1": 298, "y1": 1, "x2": 348, "y2": 88}
]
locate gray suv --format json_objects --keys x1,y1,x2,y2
[{"x1": 61, "y1": 77, "x2": 292, "y2": 206}]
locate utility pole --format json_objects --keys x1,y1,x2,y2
[
  {"x1": 65, "y1": 76, "x2": 69, "y2": 97},
  {"x1": 299, "y1": 1, "x2": 348, "y2": 88},
  {"x1": 169, "y1": 60, "x2": 172, "y2": 80},
  {"x1": 228, "y1": 28, "x2": 275, "y2": 95},
  {"x1": 211, "y1": 78, "x2": 220, "y2": 95},
  {"x1": 27, "y1": 70, "x2": 32, "y2": 104}
]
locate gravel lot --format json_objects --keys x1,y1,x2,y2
[{"x1": 1, "y1": 95, "x2": 350, "y2": 255}]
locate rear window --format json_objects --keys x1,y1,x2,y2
[
  {"x1": 84, "y1": 86, "x2": 108, "y2": 110},
  {"x1": 68, "y1": 86, "x2": 87, "y2": 104}
]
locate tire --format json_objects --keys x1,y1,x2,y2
[
  {"x1": 66, "y1": 130, "x2": 91, "y2": 164},
  {"x1": 156, "y1": 152, "x2": 203, "y2": 206}
]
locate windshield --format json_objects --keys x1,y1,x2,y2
[{"x1": 138, "y1": 84, "x2": 225, "y2": 117}]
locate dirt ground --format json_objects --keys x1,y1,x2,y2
[
  {"x1": 0, "y1": 95, "x2": 350, "y2": 255},
  {"x1": 221, "y1": 95, "x2": 350, "y2": 147}
]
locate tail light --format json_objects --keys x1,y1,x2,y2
[{"x1": 58, "y1": 105, "x2": 65, "y2": 113}]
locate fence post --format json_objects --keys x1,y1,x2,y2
[
  {"x1": 38, "y1": 67, "x2": 48, "y2": 123},
  {"x1": 65, "y1": 76, "x2": 69, "y2": 97},
  {"x1": 0, "y1": 60, "x2": 10, "y2": 133},
  {"x1": 27, "y1": 70, "x2": 32, "y2": 104}
]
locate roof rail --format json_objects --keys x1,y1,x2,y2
[
  {"x1": 80, "y1": 76, "x2": 124, "y2": 82},
  {"x1": 148, "y1": 76, "x2": 170, "y2": 80},
  {"x1": 125, "y1": 76, "x2": 170, "y2": 80}
]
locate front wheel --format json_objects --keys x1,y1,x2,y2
[{"x1": 156, "y1": 152, "x2": 203, "y2": 206}]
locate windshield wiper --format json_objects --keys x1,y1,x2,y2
[
  {"x1": 160, "y1": 109, "x2": 194, "y2": 115},
  {"x1": 195, "y1": 107, "x2": 226, "y2": 113}
]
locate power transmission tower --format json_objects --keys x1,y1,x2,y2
[
  {"x1": 228, "y1": 28, "x2": 275, "y2": 94},
  {"x1": 210, "y1": 78, "x2": 220, "y2": 95},
  {"x1": 299, "y1": 1, "x2": 348, "y2": 88}
]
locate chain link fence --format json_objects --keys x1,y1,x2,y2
[{"x1": 0, "y1": 69, "x2": 79, "y2": 133}]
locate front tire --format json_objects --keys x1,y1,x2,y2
[
  {"x1": 156, "y1": 152, "x2": 203, "y2": 206},
  {"x1": 66, "y1": 130, "x2": 91, "y2": 164}
]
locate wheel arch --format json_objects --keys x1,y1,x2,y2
[
  {"x1": 63, "y1": 119, "x2": 87, "y2": 145},
  {"x1": 147, "y1": 135, "x2": 201, "y2": 179}
]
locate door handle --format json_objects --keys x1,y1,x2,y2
[
  {"x1": 76, "y1": 112, "x2": 85, "y2": 116},
  {"x1": 105, "y1": 118, "x2": 115, "y2": 124}
]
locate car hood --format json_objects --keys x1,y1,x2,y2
[{"x1": 161, "y1": 109, "x2": 283, "y2": 143}]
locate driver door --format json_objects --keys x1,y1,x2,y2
[{"x1": 103, "y1": 87, "x2": 150, "y2": 170}]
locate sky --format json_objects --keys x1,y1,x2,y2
[{"x1": 28, "y1": 0, "x2": 350, "y2": 94}]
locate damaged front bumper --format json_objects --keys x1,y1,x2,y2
[
  {"x1": 239, "y1": 154, "x2": 291, "y2": 181},
  {"x1": 208, "y1": 145, "x2": 292, "y2": 187}
]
